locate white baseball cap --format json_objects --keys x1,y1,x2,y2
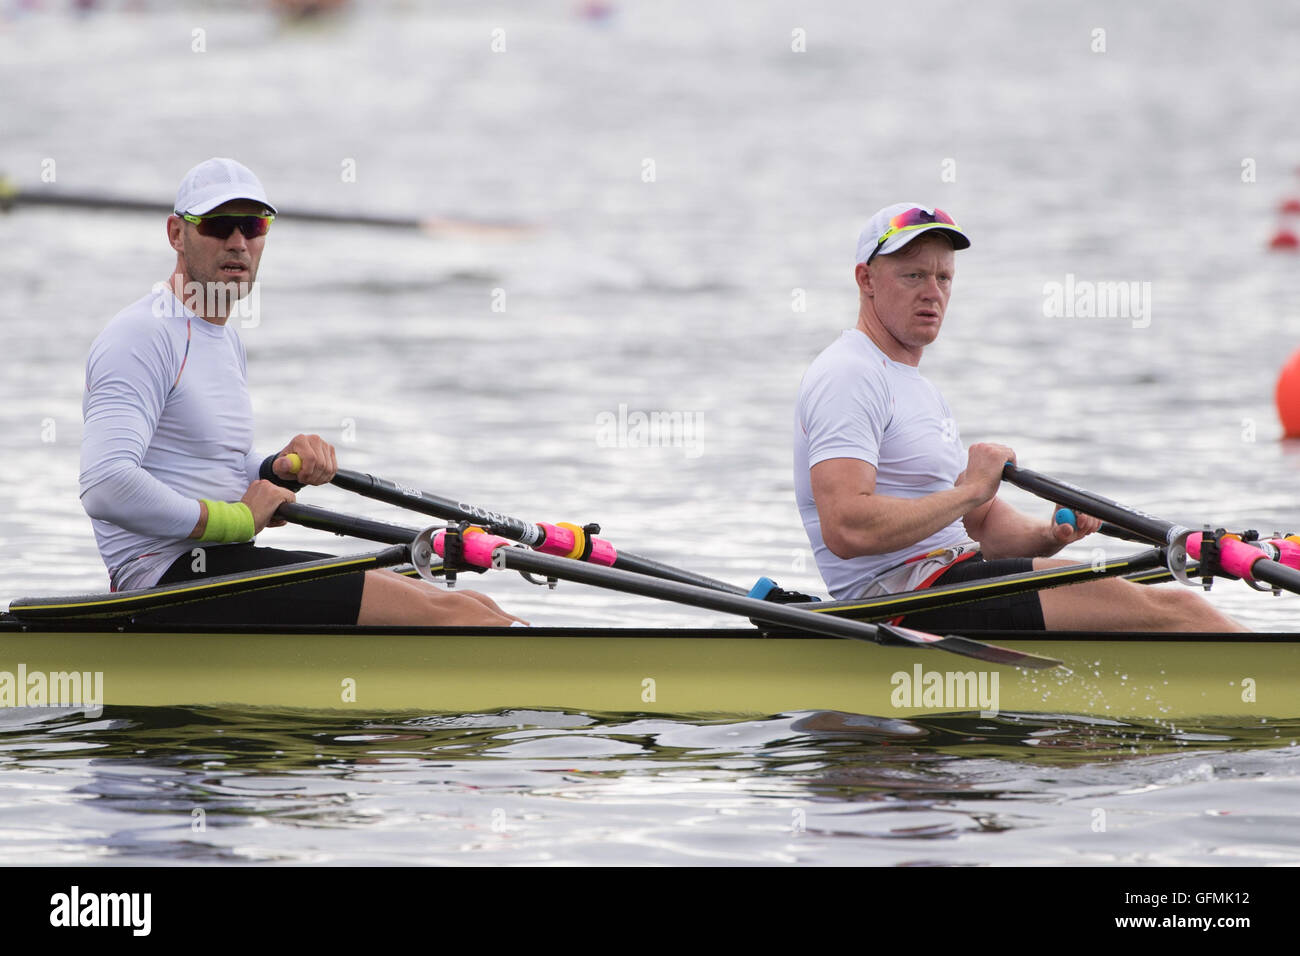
[
  {"x1": 174, "y1": 158, "x2": 277, "y2": 215},
  {"x1": 856, "y1": 202, "x2": 970, "y2": 265}
]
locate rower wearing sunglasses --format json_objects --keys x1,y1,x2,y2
[
  {"x1": 79, "y1": 158, "x2": 522, "y2": 627},
  {"x1": 793, "y1": 202, "x2": 1244, "y2": 632}
]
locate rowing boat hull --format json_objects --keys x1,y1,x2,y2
[{"x1": 1, "y1": 624, "x2": 1296, "y2": 721}]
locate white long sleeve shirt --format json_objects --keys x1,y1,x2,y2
[{"x1": 80, "y1": 285, "x2": 263, "y2": 590}]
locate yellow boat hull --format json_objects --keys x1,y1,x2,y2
[{"x1": 0, "y1": 625, "x2": 1295, "y2": 721}]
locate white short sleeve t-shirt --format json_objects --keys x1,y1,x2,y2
[{"x1": 793, "y1": 329, "x2": 970, "y2": 599}]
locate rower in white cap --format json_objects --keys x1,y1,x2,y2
[
  {"x1": 793, "y1": 203, "x2": 1245, "y2": 632},
  {"x1": 79, "y1": 158, "x2": 522, "y2": 627}
]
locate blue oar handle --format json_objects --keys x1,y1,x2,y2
[{"x1": 1054, "y1": 508, "x2": 1145, "y2": 541}]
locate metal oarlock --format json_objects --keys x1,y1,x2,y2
[
  {"x1": 1184, "y1": 528, "x2": 1300, "y2": 596},
  {"x1": 1265, "y1": 532, "x2": 1288, "y2": 595},
  {"x1": 1198, "y1": 527, "x2": 1221, "y2": 591},
  {"x1": 413, "y1": 522, "x2": 492, "y2": 587},
  {"x1": 411, "y1": 525, "x2": 444, "y2": 585},
  {"x1": 1189, "y1": 528, "x2": 1287, "y2": 595},
  {"x1": 517, "y1": 570, "x2": 560, "y2": 589},
  {"x1": 413, "y1": 523, "x2": 531, "y2": 587},
  {"x1": 1164, "y1": 526, "x2": 1195, "y2": 587},
  {"x1": 1237, "y1": 530, "x2": 1283, "y2": 595}
]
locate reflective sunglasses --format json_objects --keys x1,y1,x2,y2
[
  {"x1": 177, "y1": 212, "x2": 275, "y2": 240},
  {"x1": 866, "y1": 207, "x2": 959, "y2": 264}
]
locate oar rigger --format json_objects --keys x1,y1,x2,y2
[
  {"x1": 1188, "y1": 528, "x2": 1300, "y2": 595},
  {"x1": 426, "y1": 522, "x2": 484, "y2": 589},
  {"x1": 1004, "y1": 462, "x2": 1300, "y2": 598}
]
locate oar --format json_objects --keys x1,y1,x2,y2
[
  {"x1": 273, "y1": 458, "x2": 751, "y2": 595},
  {"x1": 276, "y1": 503, "x2": 1061, "y2": 668},
  {"x1": 1060, "y1": 507, "x2": 1300, "y2": 576},
  {"x1": 279, "y1": 501, "x2": 418, "y2": 546},
  {"x1": 1060, "y1": 506, "x2": 1300, "y2": 581},
  {"x1": 0, "y1": 178, "x2": 533, "y2": 237},
  {"x1": 1056, "y1": 509, "x2": 1228, "y2": 550},
  {"x1": 1053, "y1": 510, "x2": 1150, "y2": 544},
  {"x1": 1004, "y1": 463, "x2": 1300, "y2": 595},
  {"x1": 281, "y1": 501, "x2": 1160, "y2": 624},
  {"x1": 423, "y1": 525, "x2": 1062, "y2": 667}
]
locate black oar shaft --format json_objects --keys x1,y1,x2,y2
[
  {"x1": 1004, "y1": 463, "x2": 1300, "y2": 597},
  {"x1": 613, "y1": 551, "x2": 742, "y2": 590},
  {"x1": 279, "y1": 502, "x2": 417, "y2": 546},
  {"x1": 281, "y1": 499, "x2": 1163, "y2": 625},
  {"x1": 1099, "y1": 522, "x2": 1149, "y2": 543},
  {"x1": 9, "y1": 190, "x2": 164, "y2": 215},
  {"x1": 1004, "y1": 464, "x2": 1184, "y2": 545},
  {"x1": 3, "y1": 187, "x2": 529, "y2": 232},
  {"x1": 481, "y1": 545, "x2": 1057, "y2": 668},
  {"x1": 1247, "y1": 557, "x2": 1300, "y2": 592},
  {"x1": 501, "y1": 547, "x2": 854, "y2": 637},
  {"x1": 283, "y1": 502, "x2": 1059, "y2": 667},
  {"x1": 331, "y1": 468, "x2": 537, "y2": 540},
  {"x1": 329, "y1": 467, "x2": 745, "y2": 594}
]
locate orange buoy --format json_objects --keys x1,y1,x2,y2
[
  {"x1": 1270, "y1": 229, "x2": 1299, "y2": 250},
  {"x1": 1283, "y1": 198, "x2": 1300, "y2": 215},
  {"x1": 1277, "y1": 348, "x2": 1300, "y2": 437}
]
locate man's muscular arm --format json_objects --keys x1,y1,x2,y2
[{"x1": 811, "y1": 442, "x2": 1014, "y2": 558}]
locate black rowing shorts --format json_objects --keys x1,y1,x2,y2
[
  {"x1": 896, "y1": 556, "x2": 1046, "y2": 632},
  {"x1": 139, "y1": 543, "x2": 367, "y2": 627}
]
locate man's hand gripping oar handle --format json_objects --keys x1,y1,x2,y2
[{"x1": 1003, "y1": 462, "x2": 1197, "y2": 586}]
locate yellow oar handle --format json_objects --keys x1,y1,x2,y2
[{"x1": 283, "y1": 452, "x2": 302, "y2": 474}]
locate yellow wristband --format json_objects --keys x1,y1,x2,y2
[{"x1": 198, "y1": 500, "x2": 256, "y2": 543}]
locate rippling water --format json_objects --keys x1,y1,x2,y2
[
  {"x1": 2, "y1": 707, "x2": 1298, "y2": 865},
  {"x1": 3, "y1": 0, "x2": 1300, "y2": 866}
]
